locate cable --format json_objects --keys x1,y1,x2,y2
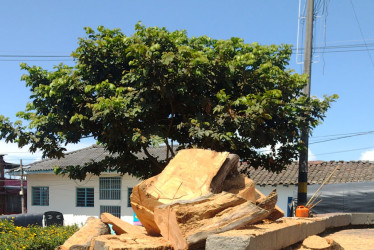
[
  {"x1": 310, "y1": 130, "x2": 374, "y2": 139},
  {"x1": 314, "y1": 146, "x2": 374, "y2": 156},
  {"x1": 0, "y1": 59, "x2": 73, "y2": 62},
  {"x1": 310, "y1": 131, "x2": 374, "y2": 144},
  {"x1": 0, "y1": 55, "x2": 70, "y2": 58},
  {"x1": 349, "y1": 0, "x2": 374, "y2": 69}
]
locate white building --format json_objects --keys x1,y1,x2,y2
[{"x1": 21, "y1": 145, "x2": 374, "y2": 225}]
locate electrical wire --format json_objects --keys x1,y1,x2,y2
[
  {"x1": 310, "y1": 130, "x2": 374, "y2": 138},
  {"x1": 349, "y1": 0, "x2": 374, "y2": 69},
  {"x1": 310, "y1": 131, "x2": 374, "y2": 144},
  {"x1": 0, "y1": 42, "x2": 374, "y2": 61},
  {"x1": 314, "y1": 146, "x2": 374, "y2": 156}
]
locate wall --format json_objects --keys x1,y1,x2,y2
[
  {"x1": 26, "y1": 172, "x2": 298, "y2": 226},
  {"x1": 256, "y1": 184, "x2": 296, "y2": 216},
  {"x1": 26, "y1": 172, "x2": 140, "y2": 226}
]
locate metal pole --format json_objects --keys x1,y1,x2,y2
[
  {"x1": 298, "y1": 0, "x2": 314, "y2": 206},
  {"x1": 20, "y1": 159, "x2": 25, "y2": 214},
  {"x1": 0, "y1": 155, "x2": 5, "y2": 214}
]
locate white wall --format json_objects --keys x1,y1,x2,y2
[
  {"x1": 26, "y1": 172, "x2": 297, "y2": 226},
  {"x1": 26, "y1": 172, "x2": 140, "y2": 226},
  {"x1": 256, "y1": 185, "x2": 296, "y2": 216}
]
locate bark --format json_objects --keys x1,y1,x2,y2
[{"x1": 154, "y1": 192, "x2": 270, "y2": 250}]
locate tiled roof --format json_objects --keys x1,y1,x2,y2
[
  {"x1": 244, "y1": 161, "x2": 374, "y2": 185},
  {"x1": 24, "y1": 145, "x2": 374, "y2": 185},
  {"x1": 25, "y1": 144, "x2": 174, "y2": 172}
]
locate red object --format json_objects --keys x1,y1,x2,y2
[{"x1": 296, "y1": 205, "x2": 309, "y2": 217}]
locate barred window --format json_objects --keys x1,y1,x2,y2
[
  {"x1": 100, "y1": 205, "x2": 121, "y2": 218},
  {"x1": 99, "y1": 177, "x2": 121, "y2": 200},
  {"x1": 32, "y1": 187, "x2": 49, "y2": 206},
  {"x1": 76, "y1": 188, "x2": 94, "y2": 207},
  {"x1": 127, "y1": 187, "x2": 133, "y2": 207}
]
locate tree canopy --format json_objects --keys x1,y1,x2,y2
[{"x1": 0, "y1": 23, "x2": 337, "y2": 180}]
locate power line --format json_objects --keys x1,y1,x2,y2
[
  {"x1": 314, "y1": 146, "x2": 374, "y2": 156},
  {"x1": 0, "y1": 59, "x2": 73, "y2": 62},
  {"x1": 349, "y1": 0, "x2": 374, "y2": 69},
  {"x1": 310, "y1": 130, "x2": 374, "y2": 138},
  {"x1": 0, "y1": 55, "x2": 70, "y2": 58},
  {"x1": 0, "y1": 41, "x2": 374, "y2": 61},
  {"x1": 310, "y1": 131, "x2": 374, "y2": 144}
]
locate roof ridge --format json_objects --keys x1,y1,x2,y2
[{"x1": 27, "y1": 144, "x2": 99, "y2": 166}]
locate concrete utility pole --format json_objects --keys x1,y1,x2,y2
[{"x1": 298, "y1": 0, "x2": 314, "y2": 206}]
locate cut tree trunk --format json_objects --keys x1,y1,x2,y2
[
  {"x1": 130, "y1": 149, "x2": 233, "y2": 235},
  {"x1": 154, "y1": 192, "x2": 274, "y2": 249}
]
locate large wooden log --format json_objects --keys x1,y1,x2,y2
[
  {"x1": 130, "y1": 149, "x2": 235, "y2": 235},
  {"x1": 154, "y1": 192, "x2": 272, "y2": 249}
]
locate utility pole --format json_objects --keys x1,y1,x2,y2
[
  {"x1": 0, "y1": 155, "x2": 5, "y2": 214},
  {"x1": 298, "y1": 0, "x2": 314, "y2": 206},
  {"x1": 20, "y1": 159, "x2": 25, "y2": 214}
]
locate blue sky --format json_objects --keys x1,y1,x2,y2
[{"x1": 1, "y1": 0, "x2": 374, "y2": 165}]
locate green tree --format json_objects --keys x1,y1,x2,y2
[{"x1": 0, "y1": 23, "x2": 337, "y2": 180}]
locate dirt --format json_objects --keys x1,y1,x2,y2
[
  {"x1": 283, "y1": 227, "x2": 374, "y2": 250},
  {"x1": 321, "y1": 228, "x2": 374, "y2": 250}
]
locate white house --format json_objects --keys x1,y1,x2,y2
[
  {"x1": 22, "y1": 145, "x2": 146, "y2": 226},
  {"x1": 20, "y1": 145, "x2": 374, "y2": 225},
  {"x1": 245, "y1": 160, "x2": 374, "y2": 215}
]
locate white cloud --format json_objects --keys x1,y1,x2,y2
[
  {"x1": 360, "y1": 150, "x2": 374, "y2": 161},
  {"x1": 308, "y1": 149, "x2": 317, "y2": 161},
  {"x1": 0, "y1": 139, "x2": 95, "y2": 165},
  {"x1": 0, "y1": 140, "x2": 42, "y2": 165}
]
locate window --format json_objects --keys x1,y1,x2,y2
[
  {"x1": 32, "y1": 187, "x2": 49, "y2": 206},
  {"x1": 100, "y1": 205, "x2": 121, "y2": 218},
  {"x1": 76, "y1": 188, "x2": 94, "y2": 207},
  {"x1": 99, "y1": 177, "x2": 121, "y2": 200},
  {"x1": 127, "y1": 187, "x2": 133, "y2": 207}
]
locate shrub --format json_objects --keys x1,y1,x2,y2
[{"x1": 0, "y1": 218, "x2": 78, "y2": 250}]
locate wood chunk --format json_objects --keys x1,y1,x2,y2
[
  {"x1": 302, "y1": 235, "x2": 333, "y2": 250},
  {"x1": 58, "y1": 217, "x2": 109, "y2": 250},
  {"x1": 91, "y1": 234, "x2": 173, "y2": 250},
  {"x1": 154, "y1": 192, "x2": 270, "y2": 250},
  {"x1": 130, "y1": 149, "x2": 230, "y2": 235},
  {"x1": 100, "y1": 213, "x2": 146, "y2": 235},
  {"x1": 255, "y1": 188, "x2": 284, "y2": 221},
  {"x1": 147, "y1": 149, "x2": 229, "y2": 203},
  {"x1": 256, "y1": 189, "x2": 277, "y2": 211},
  {"x1": 223, "y1": 173, "x2": 256, "y2": 202},
  {"x1": 210, "y1": 154, "x2": 240, "y2": 193},
  {"x1": 130, "y1": 175, "x2": 163, "y2": 236}
]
